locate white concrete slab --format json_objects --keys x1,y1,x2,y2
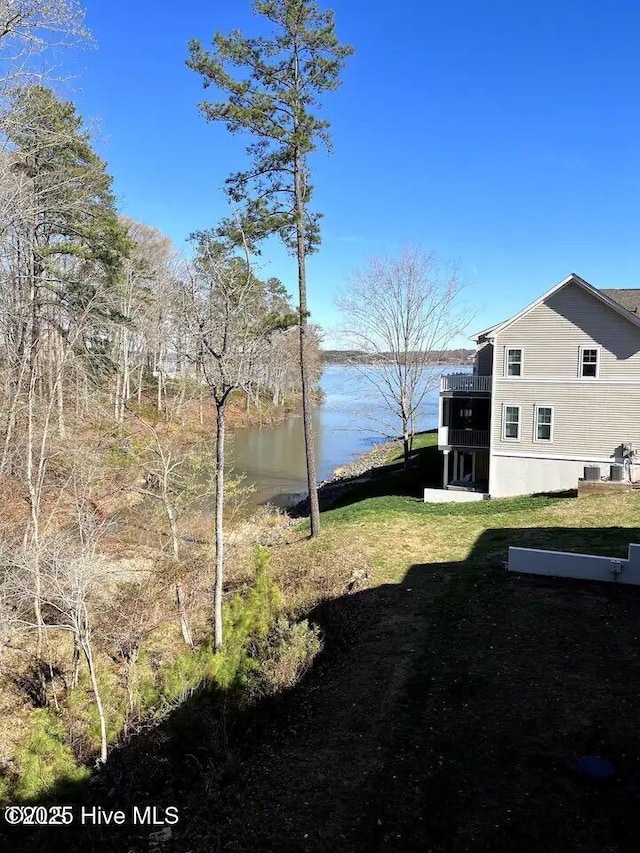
[{"x1": 423, "y1": 488, "x2": 488, "y2": 503}]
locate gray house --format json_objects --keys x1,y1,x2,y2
[{"x1": 436, "y1": 273, "x2": 640, "y2": 499}]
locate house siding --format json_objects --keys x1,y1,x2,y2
[
  {"x1": 490, "y1": 382, "x2": 640, "y2": 457},
  {"x1": 475, "y1": 342, "x2": 493, "y2": 376},
  {"x1": 486, "y1": 278, "x2": 640, "y2": 497},
  {"x1": 494, "y1": 281, "x2": 640, "y2": 380}
]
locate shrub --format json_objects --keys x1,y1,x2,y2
[
  {"x1": 12, "y1": 709, "x2": 89, "y2": 802},
  {"x1": 129, "y1": 651, "x2": 161, "y2": 714},
  {"x1": 159, "y1": 547, "x2": 283, "y2": 700},
  {"x1": 65, "y1": 665, "x2": 127, "y2": 759},
  {"x1": 158, "y1": 644, "x2": 220, "y2": 704},
  {"x1": 0, "y1": 770, "x2": 12, "y2": 806},
  {"x1": 255, "y1": 615, "x2": 322, "y2": 696}
]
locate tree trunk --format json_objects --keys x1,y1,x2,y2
[
  {"x1": 71, "y1": 634, "x2": 80, "y2": 689},
  {"x1": 294, "y1": 148, "x2": 320, "y2": 537},
  {"x1": 174, "y1": 374, "x2": 186, "y2": 419},
  {"x1": 137, "y1": 362, "x2": 144, "y2": 404},
  {"x1": 403, "y1": 430, "x2": 411, "y2": 470},
  {"x1": 157, "y1": 459, "x2": 194, "y2": 648},
  {"x1": 25, "y1": 341, "x2": 45, "y2": 693},
  {"x1": 162, "y1": 478, "x2": 180, "y2": 560},
  {"x1": 114, "y1": 370, "x2": 121, "y2": 421},
  {"x1": 119, "y1": 326, "x2": 129, "y2": 423},
  {"x1": 55, "y1": 332, "x2": 65, "y2": 438},
  {"x1": 213, "y1": 401, "x2": 225, "y2": 650},
  {"x1": 81, "y1": 621, "x2": 108, "y2": 764},
  {"x1": 56, "y1": 375, "x2": 65, "y2": 438},
  {"x1": 1, "y1": 358, "x2": 26, "y2": 473},
  {"x1": 175, "y1": 582, "x2": 193, "y2": 648}
]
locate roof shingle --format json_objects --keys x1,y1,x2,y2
[{"x1": 601, "y1": 288, "x2": 640, "y2": 315}]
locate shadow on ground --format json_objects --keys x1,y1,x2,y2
[
  {"x1": 286, "y1": 430, "x2": 441, "y2": 517},
  {"x1": 5, "y1": 525, "x2": 640, "y2": 852}
]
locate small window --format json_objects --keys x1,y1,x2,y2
[
  {"x1": 580, "y1": 347, "x2": 599, "y2": 378},
  {"x1": 506, "y1": 348, "x2": 523, "y2": 377},
  {"x1": 535, "y1": 405, "x2": 553, "y2": 442},
  {"x1": 503, "y1": 404, "x2": 521, "y2": 440}
]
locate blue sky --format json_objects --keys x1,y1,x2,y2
[{"x1": 56, "y1": 1, "x2": 640, "y2": 347}]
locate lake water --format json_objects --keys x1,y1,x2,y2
[{"x1": 229, "y1": 363, "x2": 464, "y2": 507}]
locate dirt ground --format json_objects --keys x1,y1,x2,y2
[{"x1": 180, "y1": 561, "x2": 640, "y2": 853}]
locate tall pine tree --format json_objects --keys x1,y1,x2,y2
[
  {"x1": 187, "y1": 0, "x2": 353, "y2": 537},
  {"x1": 2, "y1": 85, "x2": 130, "y2": 390}
]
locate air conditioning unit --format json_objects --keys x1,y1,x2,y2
[
  {"x1": 583, "y1": 466, "x2": 600, "y2": 481},
  {"x1": 610, "y1": 464, "x2": 624, "y2": 482}
]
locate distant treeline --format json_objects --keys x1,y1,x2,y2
[{"x1": 321, "y1": 349, "x2": 475, "y2": 365}]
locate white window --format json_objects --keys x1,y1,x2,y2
[
  {"x1": 580, "y1": 346, "x2": 599, "y2": 378},
  {"x1": 534, "y1": 405, "x2": 554, "y2": 442},
  {"x1": 506, "y1": 348, "x2": 523, "y2": 377},
  {"x1": 502, "y1": 404, "x2": 521, "y2": 441}
]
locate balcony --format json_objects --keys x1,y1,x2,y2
[
  {"x1": 438, "y1": 427, "x2": 490, "y2": 448},
  {"x1": 440, "y1": 373, "x2": 491, "y2": 394}
]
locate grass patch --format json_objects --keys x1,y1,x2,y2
[{"x1": 326, "y1": 431, "x2": 441, "y2": 509}]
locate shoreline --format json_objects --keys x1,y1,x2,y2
[
  {"x1": 286, "y1": 428, "x2": 438, "y2": 516},
  {"x1": 287, "y1": 436, "x2": 404, "y2": 515}
]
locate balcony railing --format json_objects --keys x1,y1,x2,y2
[
  {"x1": 441, "y1": 373, "x2": 492, "y2": 393},
  {"x1": 439, "y1": 427, "x2": 490, "y2": 448}
]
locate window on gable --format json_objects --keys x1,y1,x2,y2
[
  {"x1": 535, "y1": 406, "x2": 553, "y2": 442},
  {"x1": 503, "y1": 405, "x2": 521, "y2": 440},
  {"x1": 580, "y1": 347, "x2": 599, "y2": 378},
  {"x1": 506, "y1": 348, "x2": 523, "y2": 376}
]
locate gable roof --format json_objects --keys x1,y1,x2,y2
[{"x1": 473, "y1": 273, "x2": 640, "y2": 342}]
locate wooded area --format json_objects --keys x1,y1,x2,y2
[
  {"x1": 321, "y1": 349, "x2": 475, "y2": 364},
  {"x1": 0, "y1": 0, "x2": 327, "y2": 796}
]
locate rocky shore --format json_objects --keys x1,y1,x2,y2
[
  {"x1": 328, "y1": 438, "x2": 402, "y2": 481},
  {"x1": 289, "y1": 437, "x2": 402, "y2": 516}
]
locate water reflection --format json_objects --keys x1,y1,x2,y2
[
  {"x1": 228, "y1": 412, "x2": 315, "y2": 507},
  {"x1": 230, "y1": 363, "x2": 466, "y2": 507}
]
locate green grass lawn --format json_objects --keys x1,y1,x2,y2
[{"x1": 325, "y1": 429, "x2": 441, "y2": 510}]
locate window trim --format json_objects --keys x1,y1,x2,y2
[
  {"x1": 502, "y1": 403, "x2": 522, "y2": 442},
  {"x1": 579, "y1": 345, "x2": 600, "y2": 379},
  {"x1": 533, "y1": 404, "x2": 554, "y2": 443},
  {"x1": 505, "y1": 346, "x2": 524, "y2": 378}
]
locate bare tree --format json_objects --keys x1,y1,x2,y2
[
  {"x1": 0, "y1": 571, "x2": 17, "y2": 671},
  {"x1": 7, "y1": 532, "x2": 112, "y2": 763},
  {"x1": 0, "y1": 0, "x2": 91, "y2": 95},
  {"x1": 177, "y1": 230, "x2": 293, "y2": 650},
  {"x1": 337, "y1": 248, "x2": 469, "y2": 468},
  {"x1": 100, "y1": 577, "x2": 167, "y2": 734},
  {"x1": 124, "y1": 406, "x2": 223, "y2": 649}
]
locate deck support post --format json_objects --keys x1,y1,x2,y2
[{"x1": 442, "y1": 450, "x2": 450, "y2": 490}]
